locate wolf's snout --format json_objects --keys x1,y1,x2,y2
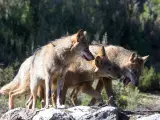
[{"x1": 81, "y1": 49, "x2": 94, "y2": 61}]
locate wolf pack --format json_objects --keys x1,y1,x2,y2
[{"x1": 0, "y1": 29, "x2": 149, "y2": 110}]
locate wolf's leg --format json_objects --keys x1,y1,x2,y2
[
  {"x1": 51, "y1": 77, "x2": 57, "y2": 108},
  {"x1": 27, "y1": 99, "x2": 33, "y2": 109},
  {"x1": 89, "y1": 78, "x2": 104, "y2": 106},
  {"x1": 26, "y1": 90, "x2": 45, "y2": 109},
  {"x1": 26, "y1": 94, "x2": 32, "y2": 106},
  {"x1": 44, "y1": 73, "x2": 52, "y2": 108},
  {"x1": 51, "y1": 89, "x2": 57, "y2": 107},
  {"x1": 81, "y1": 82, "x2": 103, "y2": 106},
  {"x1": 25, "y1": 95, "x2": 32, "y2": 108},
  {"x1": 70, "y1": 86, "x2": 81, "y2": 106},
  {"x1": 56, "y1": 68, "x2": 68, "y2": 108},
  {"x1": 26, "y1": 96, "x2": 33, "y2": 109},
  {"x1": 9, "y1": 87, "x2": 28, "y2": 109},
  {"x1": 103, "y1": 78, "x2": 116, "y2": 106},
  {"x1": 30, "y1": 77, "x2": 39, "y2": 109},
  {"x1": 8, "y1": 92, "x2": 15, "y2": 109},
  {"x1": 56, "y1": 77, "x2": 65, "y2": 108},
  {"x1": 61, "y1": 86, "x2": 68, "y2": 105},
  {"x1": 38, "y1": 84, "x2": 45, "y2": 108}
]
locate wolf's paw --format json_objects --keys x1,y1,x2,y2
[
  {"x1": 44, "y1": 105, "x2": 49, "y2": 109},
  {"x1": 44, "y1": 104, "x2": 52, "y2": 109},
  {"x1": 56, "y1": 105, "x2": 66, "y2": 109},
  {"x1": 108, "y1": 96, "x2": 117, "y2": 107}
]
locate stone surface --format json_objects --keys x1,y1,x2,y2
[
  {"x1": 0, "y1": 106, "x2": 118, "y2": 120},
  {"x1": 33, "y1": 108, "x2": 74, "y2": 120},
  {"x1": 67, "y1": 106, "x2": 118, "y2": 120},
  {"x1": 137, "y1": 113, "x2": 160, "y2": 120},
  {"x1": 0, "y1": 107, "x2": 37, "y2": 120}
]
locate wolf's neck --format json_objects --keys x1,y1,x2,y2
[
  {"x1": 53, "y1": 36, "x2": 75, "y2": 63},
  {"x1": 111, "y1": 47, "x2": 132, "y2": 67},
  {"x1": 90, "y1": 45, "x2": 132, "y2": 67},
  {"x1": 73, "y1": 57, "x2": 97, "y2": 73},
  {"x1": 89, "y1": 45, "x2": 104, "y2": 56}
]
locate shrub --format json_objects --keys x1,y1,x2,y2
[
  {"x1": 112, "y1": 81, "x2": 140, "y2": 110},
  {"x1": 0, "y1": 61, "x2": 20, "y2": 87},
  {"x1": 0, "y1": 66, "x2": 14, "y2": 87},
  {"x1": 139, "y1": 67, "x2": 160, "y2": 91}
]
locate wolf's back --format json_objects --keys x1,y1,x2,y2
[{"x1": 89, "y1": 45, "x2": 132, "y2": 65}]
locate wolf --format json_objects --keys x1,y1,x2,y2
[
  {"x1": 0, "y1": 29, "x2": 94, "y2": 109},
  {"x1": 69, "y1": 44, "x2": 149, "y2": 106},
  {"x1": 29, "y1": 29, "x2": 94, "y2": 109}
]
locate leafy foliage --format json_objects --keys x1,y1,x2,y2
[
  {"x1": 139, "y1": 67, "x2": 160, "y2": 91},
  {"x1": 113, "y1": 82, "x2": 140, "y2": 110},
  {"x1": 0, "y1": 61, "x2": 19, "y2": 87}
]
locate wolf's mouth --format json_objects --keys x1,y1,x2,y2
[
  {"x1": 120, "y1": 77, "x2": 131, "y2": 86},
  {"x1": 82, "y1": 54, "x2": 90, "y2": 61},
  {"x1": 81, "y1": 50, "x2": 94, "y2": 61}
]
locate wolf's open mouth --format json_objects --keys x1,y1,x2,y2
[{"x1": 120, "y1": 77, "x2": 131, "y2": 86}]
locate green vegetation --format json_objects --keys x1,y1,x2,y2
[
  {"x1": 139, "y1": 67, "x2": 160, "y2": 91},
  {"x1": 0, "y1": 61, "x2": 19, "y2": 87},
  {"x1": 113, "y1": 82, "x2": 140, "y2": 110}
]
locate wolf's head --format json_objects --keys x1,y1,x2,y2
[
  {"x1": 93, "y1": 46, "x2": 121, "y2": 78},
  {"x1": 71, "y1": 29, "x2": 94, "y2": 61},
  {"x1": 121, "y1": 53, "x2": 149, "y2": 86}
]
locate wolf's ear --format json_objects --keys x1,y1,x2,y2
[
  {"x1": 95, "y1": 56, "x2": 102, "y2": 67},
  {"x1": 98, "y1": 46, "x2": 106, "y2": 57},
  {"x1": 107, "y1": 48, "x2": 117, "y2": 59},
  {"x1": 76, "y1": 29, "x2": 87, "y2": 42},
  {"x1": 129, "y1": 52, "x2": 137, "y2": 62},
  {"x1": 142, "y1": 55, "x2": 149, "y2": 63}
]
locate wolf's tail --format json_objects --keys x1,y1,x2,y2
[{"x1": 0, "y1": 77, "x2": 19, "y2": 95}]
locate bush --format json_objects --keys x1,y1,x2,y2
[
  {"x1": 112, "y1": 81, "x2": 140, "y2": 110},
  {"x1": 0, "y1": 61, "x2": 20, "y2": 87},
  {"x1": 138, "y1": 67, "x2": 160, "y2": 91}
]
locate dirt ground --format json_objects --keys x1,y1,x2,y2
[{"x1": 137, "y1": 91, "x2": 160, "y2": 111}]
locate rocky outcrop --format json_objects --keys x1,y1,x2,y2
[
  {"x1": 0, "y1": 108, "x2": 37, "y2": 120},
  {"x1": 0, "y1": 106, "x2": 119, "y2": 120},
  {"x1": 1, "y1": 106, "x2": 159, "y2": 120}
]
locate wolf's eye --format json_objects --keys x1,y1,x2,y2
[{"x1": 132, "y1": 69, "x2": 137, "y2": 75}]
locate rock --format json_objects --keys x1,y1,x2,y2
[
  {"x1": 33, "y1": 108, "x2": 74, "y2": 120},
  {"x1": 0, "y1": 108, "x2": 37, "y2": 120},
  {"x1": 0, "y1": 106, "x2": 119, "y2": 120},
  {"x1": 67, "y1": 106, "x2": 118, "y2": 120},
  {"x1": 137, "y1": 113, "x2": 160, "y2": 120}
]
